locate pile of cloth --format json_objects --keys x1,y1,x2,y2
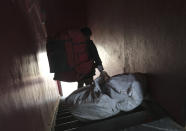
[{"x1": 65, "y1": 72, "x2": 146, "y2": 121}]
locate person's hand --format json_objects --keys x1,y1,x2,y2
[
  {"x1": 100, "y1": 71, "x2": 110, "y2": 81},
  {"x1": 99, "y1": 71, "x2": 110, "y2": 87},
  {"x1": 97, "y1": 65, "x2": 104, "y2": 73}
]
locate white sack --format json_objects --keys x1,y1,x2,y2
[
  {"x1": 105, "y1": 74, "x2": 143, "y2": 111},
  {"x1": 65, "y1": 77, "x2": 120, "y2": 121},
  {"x1": 65, "y1": 73, "x2": 144, "y2": 121}
]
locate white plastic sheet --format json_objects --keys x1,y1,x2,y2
[
  {"x1": 65, "y1": 73, "x2": 144, "y2": 121},
  {"x1": 105, "y1": 74, "x2": 143, "y2": 111}
]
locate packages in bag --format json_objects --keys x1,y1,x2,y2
[
  {"x1": 65, "y1": 77, "x2": 120, "y2": 121},
  {"x1": 65, "y1": 73, "x2": 145, "y2": 121},
  {"x1": 104, "y1": 74, "x2": 143, "y2": 111},
  {"x1": 71, "y1": 95, "x2": 120, "y2": 121}
]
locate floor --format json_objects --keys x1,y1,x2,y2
[
  {"x1": 52, "y1": 99, "x2": 186, "y2": 131},
  {"x1": 54, "y1": 81, "x2": 186, "y2": 131},
  {"x1": 121, "y1": 117, "x2": 185, "y2": 131}
]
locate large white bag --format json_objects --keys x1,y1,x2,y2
[
  {"x1": 65, "y1": 73, "x2": 144, "y2": 121},
  {"x1": 65, "y1": 77, "x2": 120, "y2": 121},
  {"x1": 104, "y1": 74, "x2": 143, "y2": 111}
]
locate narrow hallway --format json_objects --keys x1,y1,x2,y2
[{"x1": 0, "y1": 0, "x2": 186, "y2": 131}]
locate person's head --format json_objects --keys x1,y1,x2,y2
[{"x1": 80, "y1": 27, "x2": 92, "y2": 39}]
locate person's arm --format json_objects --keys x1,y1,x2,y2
[{"x1": 89, "y1": 40, "x2": 104, "y2": 72}]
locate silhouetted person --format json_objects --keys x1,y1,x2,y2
[{"x1": 77, "y1": 27, "x2": 104, "y2": 88}]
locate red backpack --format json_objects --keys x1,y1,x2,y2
[{"x1": 54, "y1": 30, "x2": 94, "y2": 82}]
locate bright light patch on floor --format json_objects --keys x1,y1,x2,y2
[{"x1": 61, "y1": 82, "x2": 78, "y2": 99}]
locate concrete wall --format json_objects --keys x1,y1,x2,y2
[
  {"x1": 0, "y1": 1, "x2": 59, "y2": 131},
  {"x1": 87, "y1": 0, "x2": 186, "y2": 125}
]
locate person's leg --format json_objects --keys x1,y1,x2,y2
[
  {"x1": 78, "y1": 80, "x2": 84, "y2": 89},
  {"x1": 84, "y1": 76, "x2": 94, "y2": 86}
]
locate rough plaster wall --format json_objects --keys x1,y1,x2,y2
[
  {"x1": 87, "y1": 0, "x2": 186, "y2": 125},
  {"x1": 0, "y1": 1, "x2": 59, "y2": 131},
  {"x1": 87, "y1": 0, "x2": 125, "y2": 76}
]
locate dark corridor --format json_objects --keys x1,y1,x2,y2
[{"x1": 0, "y1": 0, "x2": 186, "y2": 131}]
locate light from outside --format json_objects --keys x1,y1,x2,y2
[
  {"x1": 37, "y1": 51, "x2": 78, "y2": 98},
  {"x1": 37, "y1": 44, "x2": 111, "y2": 98},
  {"x1": 60, "y1": 81, "x2": 77, "y2": 98}
]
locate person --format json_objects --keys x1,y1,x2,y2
[{"x1": 77, "y1": 27, "x2": 104, "y2": 88}]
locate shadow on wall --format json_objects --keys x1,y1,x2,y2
[
  {"x1": 0, "y1": 1, "x2": 59, "y2": 131},
  {"x1": 147, "y1": 73, "x2": 186, "y2": 125},
  {"x1": 42, "y1": 0, "x2": 87, "y2": 37}
]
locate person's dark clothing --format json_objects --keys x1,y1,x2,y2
[
  {"x1": 46, "y1": 39, "x2": 70, "y2": 73},
  {"x1": 77, "y1": 76, "x2": 93, "y2": 88},
  {"x1": 78, "y1": 40, "x2": 103, "y2": 88},
  {"x1": 80, "y1": 40, "x2": 103, "y2": 79},
  {"x1": 88, "y1": 40, "x2": 102, "y2": 67}
]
